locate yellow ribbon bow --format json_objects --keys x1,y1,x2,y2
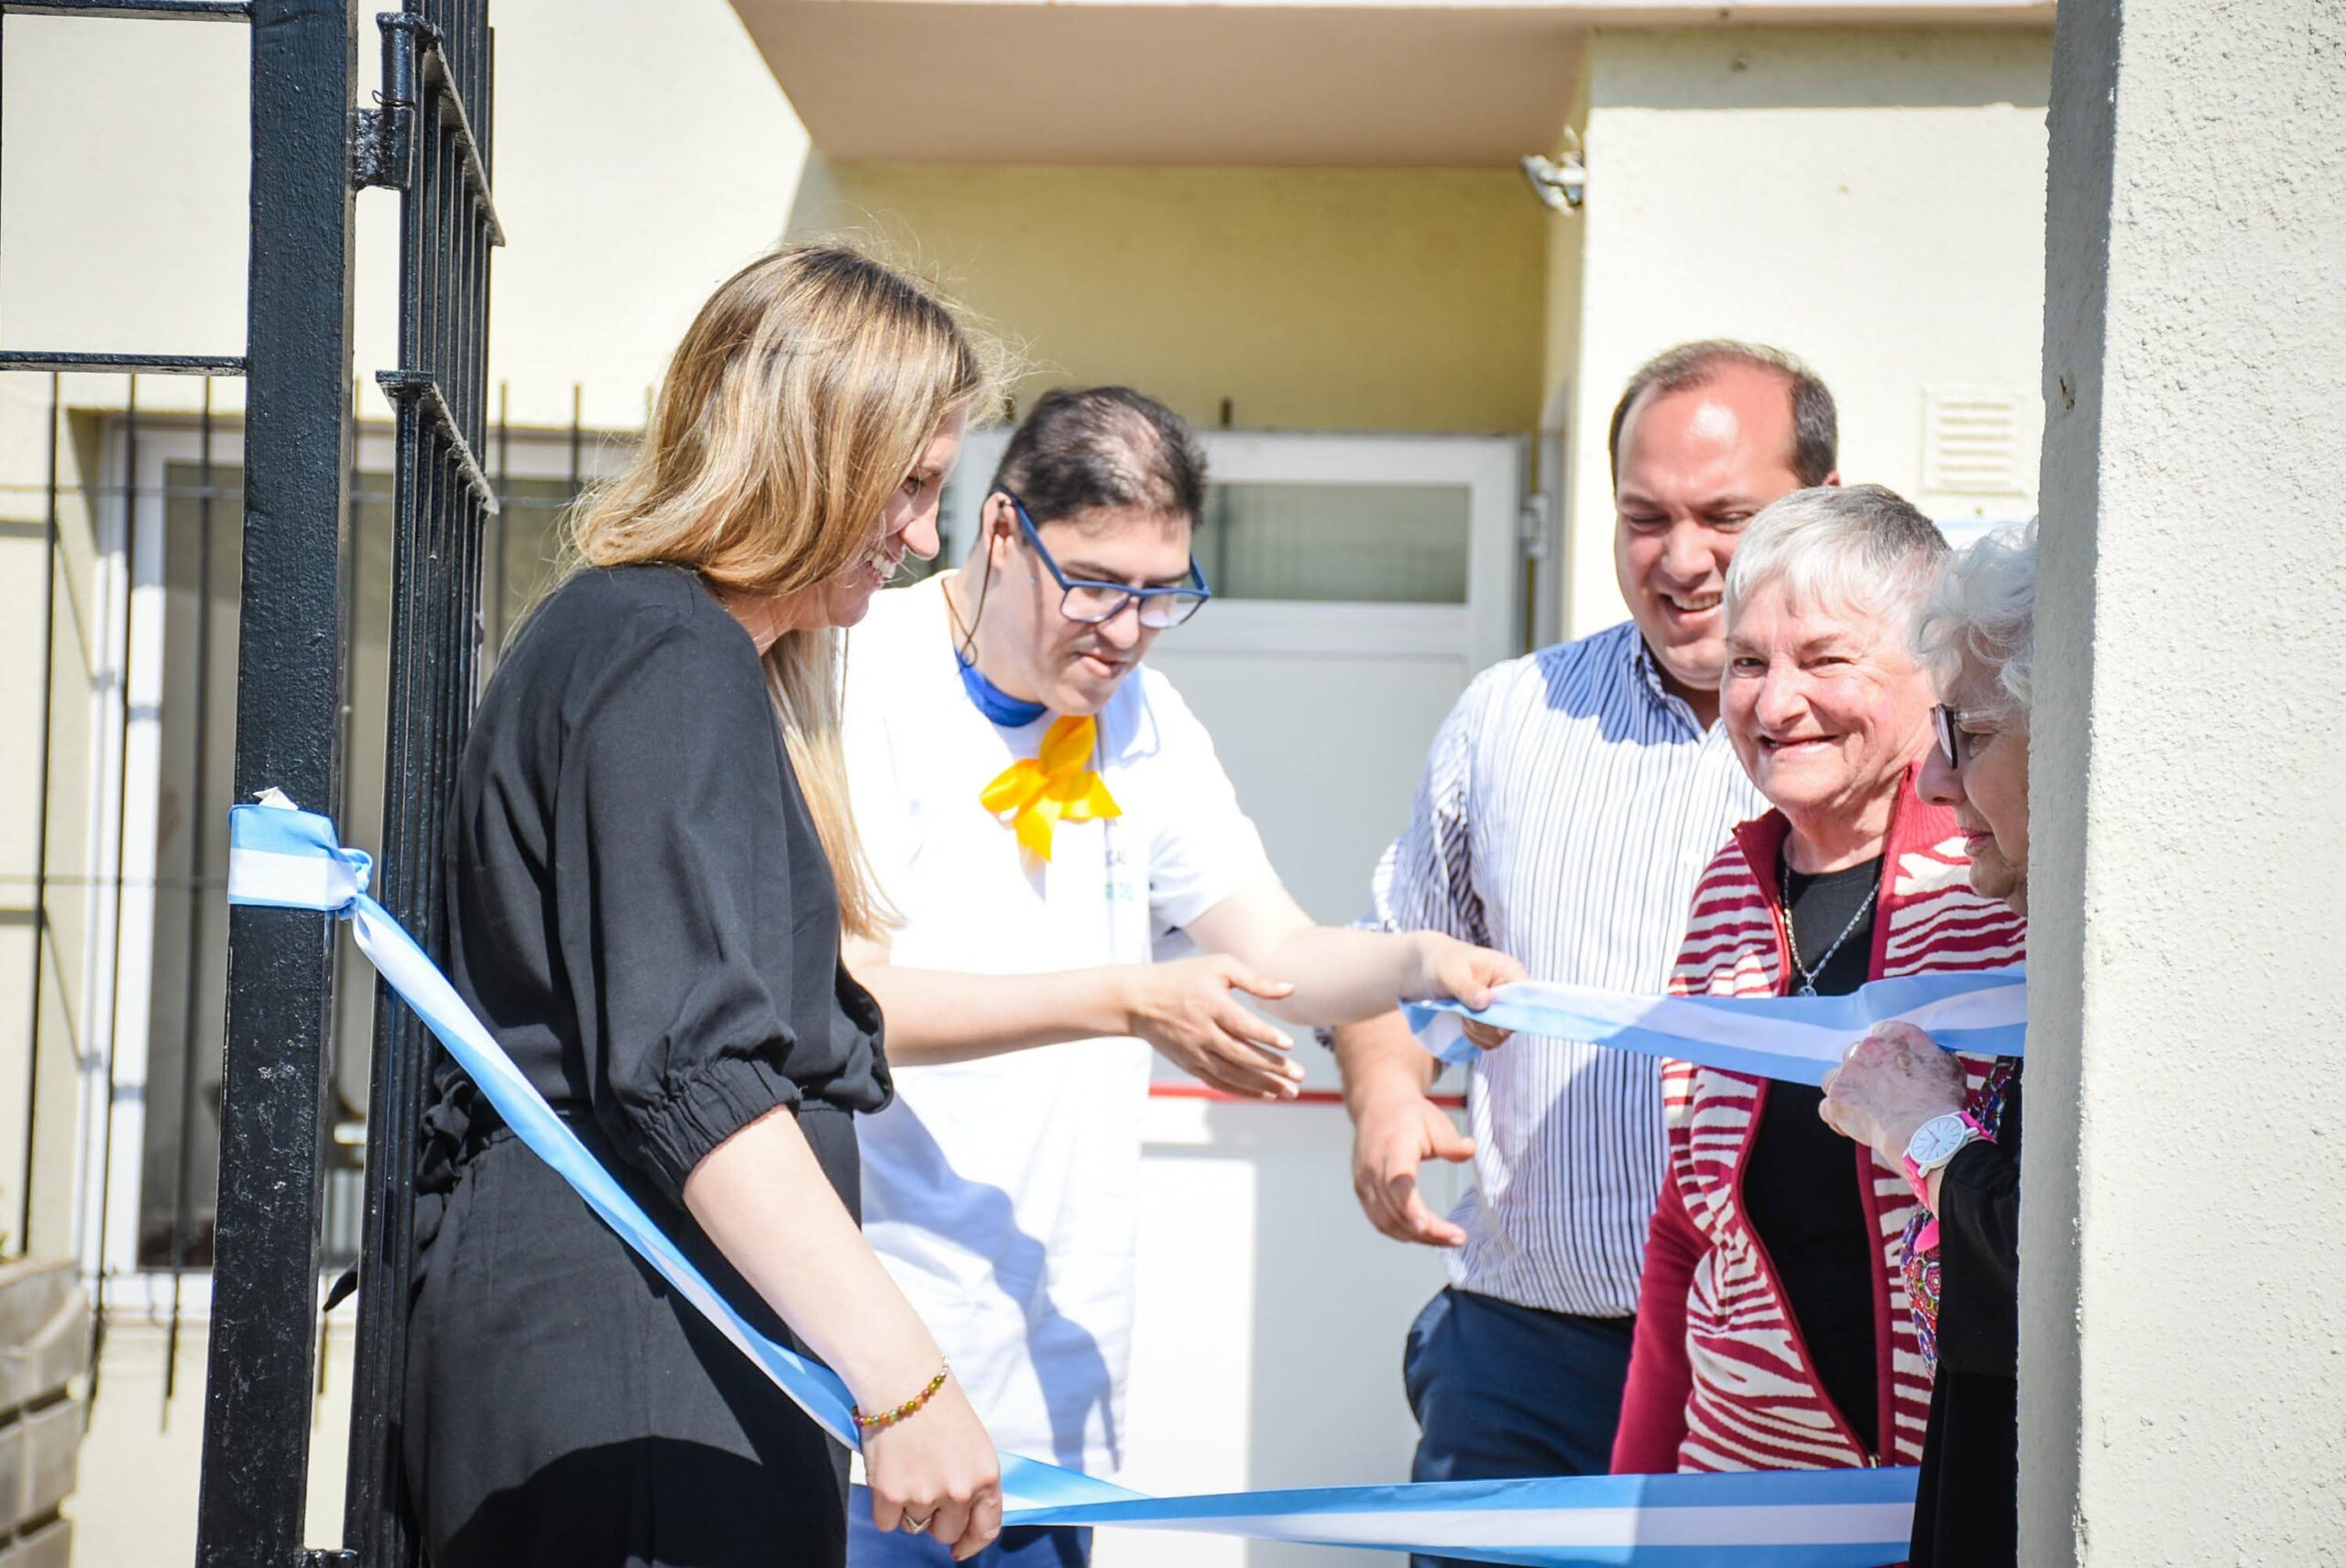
[{"x1": 979, "y1": 714, "x2": 1122, "y2": 862}]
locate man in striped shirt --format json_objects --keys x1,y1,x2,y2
[{"x1": 1330, "y1": 342, "x2": 1840, "y2": 1546}]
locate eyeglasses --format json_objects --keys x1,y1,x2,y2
[
  {"x1": 999, "y1": 491, "x2": 1212, "y2": 630},
  {"x1": 1932, "y1": 704, "x2": 1996, "y2": 767}
]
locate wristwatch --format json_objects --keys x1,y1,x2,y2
[{"x1": 1901, "y1": 1111, "x2": 1989, "y2": 1203}]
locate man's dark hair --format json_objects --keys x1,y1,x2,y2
[
  {"x1": 988, "y1": 386, "x2": 1208, "y2": 529},
  {"x1": 1606, "y1": 341, "x2": 1837, "y2": 489}
]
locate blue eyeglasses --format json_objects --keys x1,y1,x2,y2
[{"x1": 998, "y1": 490, "x2": 1213, "y2": 630}]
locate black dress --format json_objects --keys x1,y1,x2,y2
[
  {"x1": 1909, "y1": 1076, "x2": 2022, "y2": 1566},
  {"x1": 403, "y1": 564, "x2": 892, "y2": 1568}
]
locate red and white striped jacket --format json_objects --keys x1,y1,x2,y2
[{"x1": 1611, "y1": 769, "x2": 2025, "y2": 1478}]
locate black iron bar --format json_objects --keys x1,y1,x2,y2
[
  {"x1": 345, "y1": 334, "x2": 424, "y2": 1568},
  {"x1": 0, "y1": 872, "x2": 226, "y2": 894},
  {"x1": 328, "y1": 378, "x2": 361, "y2": 1286},
  {"x1": 1, "y1": 1, "x2": 250, "y2": 16},
  {"x1": 454, "y1": 90, "x2": 478, "y2": 440},
  {"x1": 193, "y1": 0, "x2": 358, "y2": 1561},
  {"x1": 338, "y1": 379, "x2": 362, "y2": 859},
  {"x1": 0, "y1": 479, "x2": 237, "y2": 500},
  {"x1": 0, "y1": 351, "x2": 246, "y2": 376},
  {"x1": 426, "y1": 62, "x2": 451, "y2": 433},
  {"x1": 376, "y1": 371, "x2": 498, "y2": 514},
  {"x1": 376, "y1": 12, "x2": 502, "y2": 243},
  {"x1": 476, "y1": 7, "x2": 492, "y2": 189},
  {"x1": 17, "y1": 378, "x2": 64, "y2": 1263},
  {"x1": 345, "y1": 12, "x2": 497, "y2": 1558},
  {"x1": 163, "y1": 378, "x2": 219, "y2": 1419},
  {"x1": 419, "y1": 20, "x2": 502, "y2": 246},
  {"x1": 469, "y1": 1, "x2": 489, "y2": 424},
  {"x1": 490, "y1": 380, "x2": 508, "y2": 652}
]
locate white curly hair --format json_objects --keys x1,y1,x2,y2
[{"x1": 1913, "y1": 520, "x2": 2037, "y2": 721}]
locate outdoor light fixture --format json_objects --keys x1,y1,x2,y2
[{"x1": 1520, "y1": 134, "x2": 1587, "y2": 211}]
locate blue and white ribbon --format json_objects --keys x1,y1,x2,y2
[
  {"x1": 1006, "y1": 1468, "x2": 1920, "y2": 1567},
  {"x1": 1407, "y1": 971, "x2": 2026, "y2": 1084},
  {"x1": 228, "y1": 795, "x2": 1917, "y2": 1564},
  {"x1": 229, "y1": 796, "x2": 1120, "y2": 1509}
]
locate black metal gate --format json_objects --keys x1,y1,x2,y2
[
  {"x1": 340, "y1": 6, "x2": 500, "y2": 1565},
  {"x1": 1, "y1": 3, "x2": 499, "y2": 1564}
]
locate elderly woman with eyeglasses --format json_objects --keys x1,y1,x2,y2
[
  {"x1": 1611, "y1": 487, "x2": 2026, "y2": 1496},
  {"x1": 1820, "y1": 522, "x2": 2035, "y2": 1567}
]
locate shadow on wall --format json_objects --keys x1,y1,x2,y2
[{"x1": 1139, "y1": 1100, "x2": 1456, "y2": 1568}]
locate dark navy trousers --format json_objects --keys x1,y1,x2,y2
[{"x1": 1402, "y1": 1286, "x2": 1637, "y2": 1568}]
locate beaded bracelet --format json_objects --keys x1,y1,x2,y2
[{"x1": 852, "y1": 1362, "x2": 951, "y2": 1434}]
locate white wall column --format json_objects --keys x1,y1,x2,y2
[{"x1": 2024, "y1": 1, "x2": 2346, "y2": 1560}]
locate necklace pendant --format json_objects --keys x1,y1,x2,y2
[{"x1": 1797, "y1": 980, "x2": 1818, "y2": 997}]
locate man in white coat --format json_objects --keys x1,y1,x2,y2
[{"x1": 839, "y1": 385, "x2": 1520, "y2": 1568}]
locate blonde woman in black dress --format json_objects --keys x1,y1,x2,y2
[{"x1": 406, "y1": 245, "x2": 1003, "y2": 1566}]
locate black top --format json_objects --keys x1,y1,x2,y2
[
  {"x1": 422, "y1": 563, "x2": 891, "y2": 1207},
  {"x1": 1742, "y1": 853, "x2": 1881, "y2": 1455},
  {"x1": 1912, "y1": 1074, "x2": 2023, "y2": 1565}
]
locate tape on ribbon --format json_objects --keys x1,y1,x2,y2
[
  {"x1": 226, "y1": 797, "x2": 1919, "y2": 1564},
  {"x1": 1406, "y1": 971, "x2": 2026, "y2": 1084}
]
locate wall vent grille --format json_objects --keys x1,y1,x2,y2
[{"x1": 1924, "y1": 388, "x2": 2026, "y2": 495}]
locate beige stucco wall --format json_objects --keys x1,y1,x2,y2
[
  {"x1": 0, "y1": 0, "x2": 807, "y2": 434},
  {"x1": 2024, "y1": 0, "x2": 2346, "y2": 1561},
  {"x1": 788, "y1": 159, "x2": 1548, "y2": 434},
  {"x1": 1559, "y1": 25, "x2": 2052, "y2": 634}
]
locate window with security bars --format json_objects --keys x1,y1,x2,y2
[
  {"x1": 140, "y1": 454, "x2": 582, "y2": 1270},
  {"x1": 5, "y1": 395, "x2": 617, "y2": 1289},
  {"x1": 139, "y1": 445, "x2": 584, "y2": 1267}
]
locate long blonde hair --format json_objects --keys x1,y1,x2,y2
[{"x1": 570, "y1": 242, "x2": 986, "y2": 937}]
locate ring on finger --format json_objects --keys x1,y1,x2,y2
[{"x1": 901, "y1": 1515, "x2": 933, "y2": 1535}]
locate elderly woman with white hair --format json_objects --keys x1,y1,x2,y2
[
  {"x1": 1611, "y1": 487, "x2": 2026, "y2": 1490},
  {"x1": 1820, "y1": 522, "x2": 2035, "y2": 1566}
]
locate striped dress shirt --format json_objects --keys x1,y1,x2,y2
[{"x1": 1370, "y1": 620, "x2": 1767, "y2": 1319}]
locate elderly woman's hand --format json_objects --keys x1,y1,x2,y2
[{"x1": 1818, "y1": 1021, "x2": 1968, "y2": 1168}]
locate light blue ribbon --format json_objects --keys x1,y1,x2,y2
[
  {"x1": 227, "y1": 797, "x2": 1918, "y2": 1564},
  {"x1": 1407, "y1": 971, "x2": 2026, "y2": 1084}
]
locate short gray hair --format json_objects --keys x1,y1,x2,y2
[
  {"x1": 1722, "y1": 484, "x2": 1951, "y2": 630},
  {"x1": 1913, "y1": 520, "x2": 2037, "y2": 720}
]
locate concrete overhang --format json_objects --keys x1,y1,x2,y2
[{"x1": 730, "y1": 0, "x2": 2057, "y2": 167}]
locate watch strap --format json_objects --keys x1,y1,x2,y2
[{"x1": 1902, "y1": 1110, "x2": 1990, "y2": 1205}]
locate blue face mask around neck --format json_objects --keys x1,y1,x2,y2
[{"x1": 955, "y1": 649, "x2": 1048, "y2": 729}]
